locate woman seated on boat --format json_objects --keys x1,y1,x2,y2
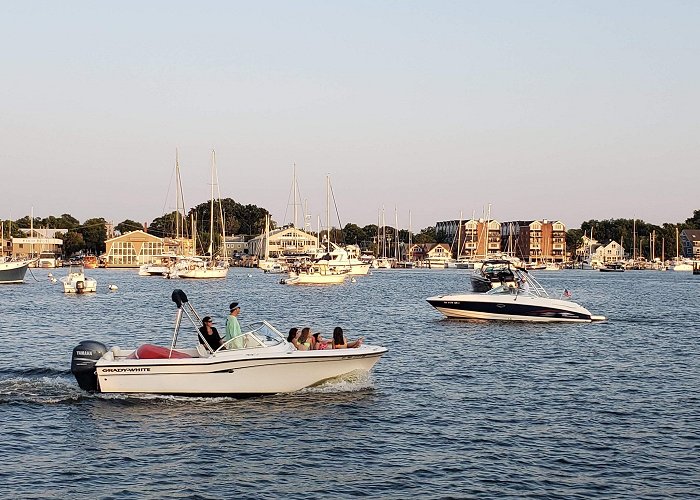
[
  {"x1": 332, "y1": 327, "x2": 363, "y2": 349},
  {"x1": 198, "y1": 316, "x2": 223, "y2": 351},
  {"x1": 312, "y1": 332, "x2": 331, "y2": 350},
  {"x1": 297, "y1": 328, "x2": 314, "y2": 351},
  {"x1": 287, "y1": 328, "x2": 301, "y2": 349}
]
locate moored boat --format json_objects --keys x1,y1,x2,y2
[
  {"x1": 70, "y1": 289, "x2": 387, "y2": 395},
  {"x1": 0, "y1": 257, "x2": 34, "y2": 284},
  {"x1": 599, "y1": 262, "x2": 625, "y2": 272},
  {"x1": 281, "y1": 262, "x2": 348, "y2": 285},
  {"x1": 60, "y1": 265, "x2": 97, "y2": 293}
]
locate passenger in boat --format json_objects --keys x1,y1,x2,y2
[
  {"x1": 332, "y1": 327, "x2": 363, "y2": 349},
  {"x1": 224, "y1": 302, "x2": 244, "y2": 349},
  {"x1": 518, "y1": 276, "x2": 530, "y2": 294},
  {"x1": 287, "y1": 328, "x2": 301, "y2": 349},
  {"x1": 312, "y1": 332, "x2": 331, "y2": 350},
  {"x1": 198, "y1": 316, "x2": 223, "y2": 351},
  {"x1": 297, "y1": 327, "x2": 314, "y2": 351}
]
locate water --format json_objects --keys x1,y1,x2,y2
[{"x1": 1, "y1": 268, "x2": 699, "y2": 499}]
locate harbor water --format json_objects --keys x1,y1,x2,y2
[{"x1": 1, "y1": 268, "x2": 699, "y2": 498}]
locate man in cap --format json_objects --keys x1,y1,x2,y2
[{"x1": 224, "y1": 302, "x2": 243, "y2": 349}]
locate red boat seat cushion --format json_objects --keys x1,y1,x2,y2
[{"x1": 126, "y1": 344, "x2": 192, "y2": 359}]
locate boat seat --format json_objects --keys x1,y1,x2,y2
[
  {"x1": 126, "y1": 344, "x2": 192, "y2": 359},
  {"x1": 196, "y1": 344, "x2": 211, "y2": 358}
]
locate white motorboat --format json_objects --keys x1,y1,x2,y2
[
  {"x1": 60, "y1": 265, "x2": 97, "y2": 293},
  {"x1": 70, "y1": 289, "x2": 387, "y2": 395},
  {"x1": 281, "y1": 262, "x2": 349, "y2": 285},
  {"x1": 427, "y1": 268, "x2": 606, "y2": 323},
  {"x1": 178, "y1": 257, "x2": 229, "y2": 279},
  {"x1": 0, "y1": 257, "x2": 35, "y2": 284}
]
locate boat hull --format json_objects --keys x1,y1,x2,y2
[
  {"x1": 427, "y1": 294, "x2": 600, "y2": 322},
  {"x1": 95, "y1": 347, "x2": 387, "y2": 395},
  {"x1": 0, "y1": 260, "x2": 31, "y2": 284},
  {"x1": 178, "y1": 267, "x2": 229, "y2": 279}
]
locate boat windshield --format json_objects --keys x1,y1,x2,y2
[{"x1": 217, "y1": 321, "x2": 286, "y2": 351}]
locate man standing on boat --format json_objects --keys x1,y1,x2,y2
[{"x1": 225, "y1": 302, "x2": 243, "y2": 348}]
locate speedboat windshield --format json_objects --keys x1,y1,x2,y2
[{"x1": 216, "y1": 321, "x2": 286, "y2": 352}]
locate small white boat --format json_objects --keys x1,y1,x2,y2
[
  {"x1": 178, "y1": 258, "x2": 229, "y2": 279},
  {"x1": 60, "y1": 265, "x2": 97, "y2": 294},
  {"x1": 70, "y1": 289, "x2": 387, "y2": 395},
  {"x1": 427, "y1": 268, "x2": 605, "y2": 323},
  {"x1": 281, "y1": 263, "x2": 348, "y2": 285}
]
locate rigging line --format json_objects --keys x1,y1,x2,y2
[
  {"x1": 329, "y1": 181, "x2": 343, "y2": 234},
  {"x1": 27, "y1": 266, "x2": 40, "y2": 282}
]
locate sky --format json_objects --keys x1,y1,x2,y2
[{"x1": 2, "y1": 1, "x2": 698, "y2": 232}]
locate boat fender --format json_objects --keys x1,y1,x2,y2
[
  {"x1": 76, "y1": 280, "x2": 85, "y2": 294},
  {"x1": 71, "y1": 340, "x2": 108, "y2": 392}
]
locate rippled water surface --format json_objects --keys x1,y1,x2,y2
[{"x1": 1, "y1": 268, "x2": 699, "y2": 498}]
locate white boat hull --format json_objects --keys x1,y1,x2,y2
[
  {"x1": 427, "y1": 293, "x2": 605, "y2": 323},
  {"x1": 95, "y1": 346, "x2": 386, "y2": 395},
  {"x1": 179, "y1": 267, "x2": 229, "y2": 279},
  {"x1": 60, "y1": 267, "x2": 97, "y2": 293}
]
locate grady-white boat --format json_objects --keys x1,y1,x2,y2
[
  {"x1": 60, "y1": 265, "x2": 97, "y2": 293},
  {"x1": 71, "y1": 289, "x2": 387, "y2": 395},
  {"x1": 427, "y1": 268, "x2": 606, "y2": 323}
]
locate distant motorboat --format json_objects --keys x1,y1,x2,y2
[
  {"x1": 281, "y1": 262, "x2": 348, "y2": 285},
  {"x1": 599, "y1": 262, "x2": 625, "y2": 272},
  {"x1": 427, "y1": 267, "x2": 606, "y2": 323},
  {"x1": 60, "y1": 265, "x2": 97, "y2": 294}
]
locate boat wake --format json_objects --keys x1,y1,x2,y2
[
  {"x1": 0, "y1": 374, "x2": 84, "y2": 404},
  {"x1": 302, "y1": 370, "x2": 376, "y2": 394}
]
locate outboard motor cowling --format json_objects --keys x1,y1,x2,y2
[{"x1": 71, "y1": 340, "x2": 107, "y2": 391}]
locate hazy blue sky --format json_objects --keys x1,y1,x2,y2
[{"x1": 2, "y1": 1, "x2": 698, "y2": 231}]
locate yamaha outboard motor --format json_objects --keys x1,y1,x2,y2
[{"x1": 71, "y1": 340, "x2": 107, "y2": 391}]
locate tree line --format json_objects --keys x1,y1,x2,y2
[{"x1": 3, "y1": 205, "x2": 699, "y2": 260}]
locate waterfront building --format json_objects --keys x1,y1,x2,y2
[
  {"x1": 407, "y1": 243, "x2": 451, "y2": 267},
  {"x1": 224, "y1": 235, "x2": 248, "y2": 257},
  {"x1": 437, "y1": 218, "x2": 502, "y2": 259},
  {"x1": 12, "y1": 228, "x2": 63, "y2": 264},
  {"x1": 500, "y1": 220, "x2": 567, "y2": 264},
  {"x1": 103, "y1": 230, "x2": 165, "y2": 267},
  {"x1": 247, "y1": 226, "x2": 318, "y2": 258},
  {"x1": 594, "y1": 240, "x2": 626, "y2": 264},
  {"x1": 680, "y1": 229, "x2": 700, "y2": 258}
]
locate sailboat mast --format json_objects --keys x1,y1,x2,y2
[
  {"x1": 213, "y1": 151, "x2": 227, "y2": 261},
  {"x1": 209, "y1": 150, "x2": 215, "y2": 256},
  {"x1": 394, "y1": 207, "x2": 399, "y2": 260},
  {"x1": 408, "y1": 210, "x2": 412, "y2": 261},
  {"x1": 326, "y1": 175, "x2": 330, "y2": 252}
]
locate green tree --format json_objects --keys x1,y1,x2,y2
[
  {"x1": 60, "y1": 231, "x2": 85, "y2": 256},
  {"x1": 685, "y1": 209, "x2": 700, "y2": 229},
  {"x1": 115, "y1": 219, "x2": 144, "y2": 234},
  {"x1": 342, "y1": 223, "x2": 367, "y2": 245},
  {"x1": 78, "y1": 218, "x2": 108, "y2": 254},
  {"x1": 414, "y1": 226, "x2": 437, "y2": 244}
]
